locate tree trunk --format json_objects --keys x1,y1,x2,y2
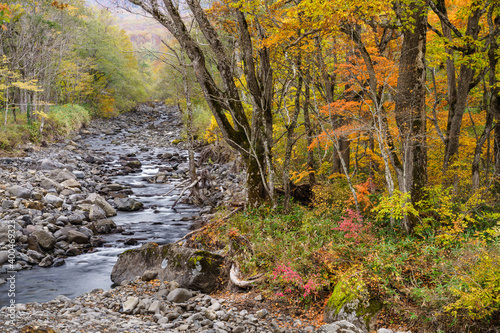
[
  {"x1": 303, "y1": 77, "x2": 316, "y2": 186},
  {"x1": 128, "y1": 0, "x2": 271, "y2": 206},
  {"x1": 432, "y1": 0, "x2": 483, "y2": 173},
  {"x1": 283, "y1": 57, "x2": 303, "y2": 213},
  {"x1": 394, "y1": 0, "x2": 428, "y2": 234}
]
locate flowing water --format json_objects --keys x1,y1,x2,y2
[{"x1": 0, "y1": 111, "x2": 199, "y2": 305}]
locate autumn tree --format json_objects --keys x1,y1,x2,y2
[{"x1": 122, "y1": 0, "x2": 276, "y2": 207}]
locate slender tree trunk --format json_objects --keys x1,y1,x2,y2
[
  {"x1": 394, "y1": 0, "x2": 428, "y2": 234},
  {"x1": 283, "y1": 57, "x2": 303, "y2": 213},
  {"x1": 432, "y1": 0, "x2": 483, "y2": 173},
  {"x1": 303, "y1": 77, "x2": 316, "y2": 186}
]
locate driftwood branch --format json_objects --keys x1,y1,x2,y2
[
  {"x1": 172, "y1": 177, "x2": 200, "y2": 208},
  {"x1": 230, "y1": 264, "x2": 264, "y2": 288},
  {"x1": 162, "y1": 179, "x2": 190, "y2": 197}
]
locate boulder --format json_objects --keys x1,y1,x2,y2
[
  {"x1": 68, "y1": 213, "x2": 85, "y2": 225},
  {"x1": 89, "y1": 205, "x2": 107, "y2": 221},
  {"x1": 122, "y1": 296, "x2": 139, "y2": 314},
  {"x1": 44, "y1": 194, "x2": 63, "y2": 208},
  {"x1": 38, "y1": 158, "x2": 63, "y2": 170},
  {"x1": 126, "y1": 160, "x2": 142, "y2": 169},
  {"x1": 114, "y1": 197, "x2": 143, "y2": 211},
  {"x1": 167, "y1": 288, "x2": 192, "y2": 303},
  {"x1": 0, "y1": 222, "x2": 9, "y2": 243},
  {"x1": 90, "y1": 219, "x2": 116, "y2": 234},
  {"x1": 67, "y1": 230, "x2": 89, "y2": 244},
  {"x1": 316, "y1": 320, "x2": 365, "y2": 333},
  {"x1": 32, "y1": 229, "x2": 56, "y2": 251},
  {"x1": 7, "y1": 185, "x2": 31, "y2": 199},
  {"x1": 0, "y1": 251, "x2": 8, "y2": 265},
  {"x1": 111, "y1": 242, "x2": 224, "y2": 293},
  {"x1": 142, "y1": 269, "x2": 158, "y2": 281},
  {"x1": 40, "y1": 177, "x2": 63, "y2": 192},
  {"x1": 87, "y1": 193, "x2": 116, "y2": 217},
  {"x1": 61, "y1": 179, "x2": 81, "y2": 188},
  {"x1": 54, "y1": 169, "x2": 76, "y2": 182},
  {"x1": 324, "y1": 275, "x2": 381, "y2": 333}
]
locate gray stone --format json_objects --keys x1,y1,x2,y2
[
  {"x1": 61, "y1": 179, "x2": 81, "y2": 188},
  {"x1": 126, "y1": 160, "x2": 142, "y2": 169},
  {"x1": 111, "y1": 242, "x2": 224, "y2": 293},
  {"x1": 89, "y1": 205, "x2": 107, "y2": 221},
  {"x1": 377, "y1": 329, "x2": 394, "y2": 333},
  {"x1": 44, "y1": 194, "x2": 63, "y2": 208},
  {"x1": 87, "y1": 193, "x2": 116, "y2": 217},
  {"x1": 114, "y1": 197, "x2": 143, "y2": 211},
  {"x1": 8, "y1": 185, "x2": 31, "y2": 198},
  {"x1": 142, "y1": 269, "x2": 158, "y2": 281},
  {"x1": 39, "y1": 255, "x2": 53, "y2": 267},
  {"x1": 256, "y1": 309, "x2": 269, "y2": 319},
  {"x1": 39, "y1": 158, "x2": 62, "y2": 170},
  {"x1": 32, "y1": 229, "x2": 56, "y2": 250},
  {"x1": 203, "y1": 308, "x2": 217, "y2": 321},
  {"x1": 316, "y1": 320, "x2": 365, "y2": 333},
  {"x1": 0, "y1": 251, "x2": 8, "y2": 265},
  {"x1": 53, "y1": 169, "x2": 76, "y2": 182},
  {"x1": 67, "y1": 230, "x2": 89, "y2": 244},
  {"x1": 123, "y1": 296, "x2": 139, "y2": 314},
  {"x1": 73, "y1": 170, "x2": 85, "y2": 179},
  {"x1": 147, "y1": 300, "x2": 161, "y2": 314},
  {"x1": 91, "y1": 219, "x2": 116, "y2": 234},
  {"x1": 68, "y1": 213, "x2": 84, "y2": 225},
  {"x1": 166, "y1": 312, "x2": 180, "y2": 321},
  {"x1": 2, "y1": 200, "x2": 14, "y2": 209},
  {"x1": 40, "y1": 177, "x2": 63, "y2": 192},
  {"x1": 166, "y1": 288, "x2": 192, "y2": 303}
]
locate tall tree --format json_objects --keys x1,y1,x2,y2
[
  {"x1": 394, "y1": 0, "x2": 428, "y2": 233},
  {"x1": 126, "y1": 0, "x2": 274, "y2": 207}
]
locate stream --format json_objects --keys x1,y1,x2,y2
[{"x1": 0, "y1": 106, "x2": 201, "y2": 305}]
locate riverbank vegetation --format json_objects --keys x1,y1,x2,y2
[
  {"x1": 132, "y1": 0, "x2": 500, "y2": 330},
  {"x1": 0, "y1": 0, "x2": 152, "y2": 151}
]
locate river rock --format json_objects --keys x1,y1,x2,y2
[
  {"x1": 54, "y1": 169, "x2": 76, "y2": 182},
  {"x1": 38, "y1": 158, "x2": 63, "y2": 170},
  {"x1": 39, "y1": 255, "x2": 54, "y2": 267},
  {"x1": 89, "y1": 205, "x2": 107, "y2": 221},
  {"x1": 61, "y1": 179, "x2": 81, "y2": 188},
  {"x1": 126, "y1": 160, "x2": 142, "y2": 169},
  {"x1": 87, "y1": 193, "x2": 116, "y2": 217},
  {"x1": 44, "y1": 194, "x2": 63, "y2": 208},
  {"x1": 123, "y1": 296, "x2": 139, "y2": 314},
  {"x1": 111, "y1": 242, "x2": 224, "y2": 293},
  {"x1": 114, "y1": 197, "x2": 143, "y2": 211},
  {"x1": 32, "y1": 229, "x2": 56, "y2": 250},
  {"x1": 68, "y1": 213, "x2": 85, "y2": 225},
  {"x1": 91, "y1": 219, "x2": 116, "y2": 234},
  {"x1": 67, "y1": 230, "x2": 89, "y2": 244},
  {"x1": 40, "y1": 177, "x2": 63, "y2": 192},
  {"x1": 0, "y1": 222, "x2": 9, "y2": 243},
  {"x1": 166, "y1": 288, "x2": 192, "y2": 303},
  {"x1": 142, "y1": 270, "x2": 158, "y2": 281},
  {"x1": 0, "y1": 251, "x2": 8, "y2": 265},
  {"x1": 317, "y1": 320, "x2": 365, "y2": 333},
  {"x1": 7, "y1": 185, "x2": 31, "y2": 198}
]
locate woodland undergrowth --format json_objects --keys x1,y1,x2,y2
[{"x1": 196, "y1": 178, "x2": 500, "y2": 332}]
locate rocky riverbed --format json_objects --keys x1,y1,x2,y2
[
  {"x1": 0, "y1": 103, "x2": 244, "y2": 277},
  {"x1": 0, "y1": 103, "x2": 408, "y2": 333}
]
